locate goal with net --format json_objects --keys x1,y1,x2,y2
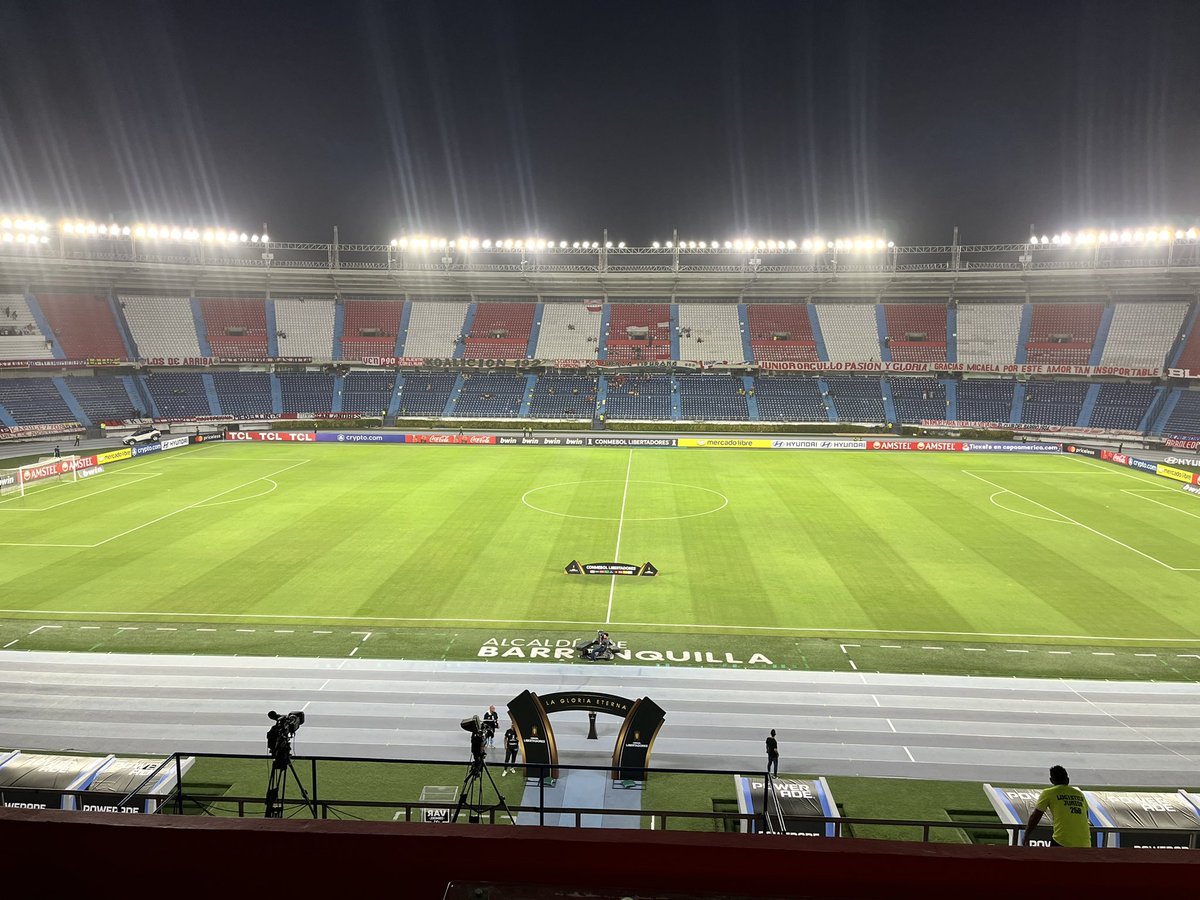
[{"x1": 0, "y1": 455, "x2": 82, "y2": 498}]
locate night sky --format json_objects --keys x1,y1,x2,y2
[{"x1": 1, "y1": 0, "x2": 1198, "y2": 246}]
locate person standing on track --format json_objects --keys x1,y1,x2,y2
[
  {"x1": 503, "y1": 724, "x2": 520, "y2": 775},
  {"x1": 765, "y1": 729, "x2": 780, "y2": 776}
]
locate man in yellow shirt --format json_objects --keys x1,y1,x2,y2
[{"x1": 1025, "y1": 766, "x2": 1092, "y2": 848}]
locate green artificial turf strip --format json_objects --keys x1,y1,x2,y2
[{"x1": 2, "y1": 442, "x2": 1199, "y2": 662}]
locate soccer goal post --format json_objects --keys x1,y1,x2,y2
[{"x1": 1, "y1": 455, "x2": 82, "y2": 498}]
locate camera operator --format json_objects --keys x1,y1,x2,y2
[
  {"x1": 482, "y1": 705, "x2": 499, "y2": 748},
  {"x1": 502, "y1": 723, "x2": 520, "y2": 775}
]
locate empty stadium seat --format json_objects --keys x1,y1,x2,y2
[
  {"x1": 143, "y1": 372, "x2": 212, "y2": 419},
  {"x1": 676, "y1": 303, "x2": 746, "y2": 363},
  {"x1": 342, "y1": 372, "x2": 396, "y2": 415},
  {"x1": 956, "y1": 379, "x2": 1016, "y2": 424},
  {"x1": 395, "y1": 373, "x2": 458, "y2": 417},
  {"x1": 825, "y1": 376, "x2": 886, "y2": 422},
  {"x1": 884, "y1": 305, "x2": 947, "y2": 363},
  {"x1": 274, "y1": 299, "x2": 335, "y2": 361},
  {"x1": 956, "y1": 303, "x2": 1022, "y2": 366},
  {"x1": 746, "y1": 303, "x2": 820, "y2": 362},
  {"x1": 61, "y1": 375, "x2": 135, "y2": 423},
  {"x1": 36, "y1": 293, "x2": 129, "y2": 360},
  {"x1": 1099, "y1": 302, "x2": 1189, "y2": 370},
  {"x1": 341, "y1": 300, "x2": 405, "y2": 362},
  {"x1": 752, "y1": 376, "x2": 828, "y2": 421},
  {"x1": 1025, "y1": 303, "x2": 1104, "y2": 365},
  {"x1": 603, "y1": 373, "x2": 673, "y2": 419},
  {"x1": 1162, "y1": 391, "x2": 1200, "y2": 435},
  {"x1": 278, "y1": 373, "x2": 334, "y2": 414},
  {"x1": 604, "y1": 304, "x2": 672, "y2": 362},
  {"x1": 0, "y1": 294, "x2": 54, "y2": 359},
  {"x1": 532, "y1": 301, "x2": 603, "y2": 359},
  {"x1": 211, "y1": 372, "x2": 273, "y2": 418},
  {"x1": 403, "y1": 302, "x2": 469, "y2": 358},
  {"x1": 1089, "y1": 383, "x2": 1156, "y2": 430},
  {"x1": 449, "y1": 372, "x2": 526, "y2": 417},
  {"x1": 1174, "y1": 317, "x2": 1200, "y2": 373},
  {"x1": 120, "y1": 296, "x2": 203, "y2": 359},
  {"x1": 814, "y1": 304, "x2": 881, "y2": 362},
  {"x1": 201, "y1": 298, "x2": 269, "y2": 359},
  {"x1": 889, "y1": 377, "x2": 948, "y2": 422},
  {"x1": 463, "y1": 302, "x2": 534, "y2": 359},
  {"x1": 527, "y1": 375, "x2": 597, "y2": 419},
  {"x1": 0, "y1": 377, "x2": 76, "y2": 424},
  {"x1": 676, "y1": 374, "x2": 750, "y2": 420},
  {"x1": 1020, "y1": 380, "x2": 1089, "y2": 426}
]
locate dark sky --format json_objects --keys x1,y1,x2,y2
[{"x1": 1, "y1": 0, "x2": 1198, "y2": 246}]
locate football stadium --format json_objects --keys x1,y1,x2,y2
[{"x1": 4, "y1": 1, "x2": 1200, "y2": 894}]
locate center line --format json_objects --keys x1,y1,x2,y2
[{"x1": 606, "y1": 448, "x2": 634, "y2": 625}]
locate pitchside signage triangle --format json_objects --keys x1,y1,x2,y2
[{"x1": 565, "y1": 560, "x2": 658, "y2": 576}]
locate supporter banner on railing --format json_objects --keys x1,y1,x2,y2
[
  {"x1": 0, "y1": 359, "x2": 122, "y2": 369},
  {"x1": 140, "y1": 356, "x2": 313, "y2": 366},
  {"x1": 923, "y1": 420, "x2": 1142, "y2": 437},
  {"x1": 0, "y1": 422, "x2": 85, "y2": 441},
  {"x1": 1167, "y1": 368, "x2": 1199, "y2": 379},
  {"x1": 759, "y1": 361, "x2": 1163, "y2": 377},
  {"x1": 866, "y1": 440, "x2": 964, "y2": 451},
  {"x1": 225, "y1": 431, "x2": 317, "y2": 442},
  {"x1": 1165, "y1": 436, "x2": 1200, "y2": 450}
]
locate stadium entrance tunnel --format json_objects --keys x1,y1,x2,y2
[
  {"x1": 507, "y1": 690, "x2": 665, "y2": 782},
  {"x1": 520, "y1": 479, "x2": 728, "y2": 522}
]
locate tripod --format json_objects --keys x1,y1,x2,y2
[
  {"x1": 264, "y1": 752, "x2": 316, "y2": 818},
  {"x1": 451, "y1": 750, "x2": 514, "y2": 825}
]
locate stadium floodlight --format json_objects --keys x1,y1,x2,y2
[
  {"x1": 502, "y1": 239, "x2": 513, "y2": 249},
  {"x1": 617, "y1": 241, "x2": 626, "y2": 249},
  {"x1": 651, "y1": 241, "x2": 660, "y2": 249},
  {"x1": 1189, "y1": 228, "x2": 1199, "y2": 240},
  {"x1": 666, "y1": 241, "x2": 674, "y2": 248},
  {"x1": 1158, "y1": 229, "x2": 1171, "y2": 242},
  {"x1": 786, "y1": 240, "x2": 797, "y2": 250}
]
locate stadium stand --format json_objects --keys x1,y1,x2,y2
[
  {"x1": 676, "y1": 373, "x2": 750, "y2": 420},
  {"x1": 0, "y1": 294, "x2": 53, "y2": 359},
  {"x1": 1163, "y1": 390, "x2": 1200, "y2": 435},
  {"x1": 200, "y1": 298, "x2": 269, "y2": 359},
  {"x1": 752, "y1": 375, "x2": 828, "y2": 421},
  {"x1": 1174, "y1": 319, "x2": 1200, "y2": 373},
  {"x1": 278, "y1": 373, "x2": 335, "y2": 414},
  {"x1": 341, "y1": 371, "x2": 396, "y2": 415},
  {"x1": 142, "y1": 372, "x2": 211, "y2": 418},
  {"x1": 603, "y1": 372, "x2": 673, "y2": 419},
  {"x1": 746, "y1": 303, "x2": 819, "y2": 362},
  {"x1": 955, "y1": 302, "x2": 1022, "y2": 365},
  {"x1": 889, "y1": 377, "x2": 948, "y2": 422},
  {"x1": 463, "y1": 302, "x2": 535, "y2": 359},
  {"x1": 884, "y1": 304, "x2": 947, "y2": 363},
  {"x1": 605, "y1": 304, "x2": 672, "y2": 362},
  {"x1": 1024, "y1": 302, "x2": 1104, "y2": 365},
  {"x1": 0, "y1": 377, "x2": 75, "y2": 424},
  {"x1": 403, "y1": 302, "x2": 469, "y2": 358},
  {"x1": 450, "y1": 372, "x2": 526, "y2": 417},
  {"x1": 36, "y1": 293, "x2": 128, "y2": 360},
  {"x1": 825, "y1": 376, "x2": 887, "y2": 422},
  {"x1": 676, "y1": 303, "x2": 746, "y2": 363},
  {"x1": 956, "y1": 379, "x2": 1016, "y2": 424},
  {"x1": 119, "y1": 296, "x2": 203, "y2": 359},
  {"x1": 211, "y1": 372, "x2": 273, "y2": 418},
  {"x1": 61, "y1": 375, "x2": 135, "y2": 423},
  {"x1": 274, "y1": 299, "x2": 335, "y2": 361},
  {"x1": 1099, "y1": 302, "x2": 1189, "y2": 370},
  {"x1": 395, "y1": 373, "x2": 458, "y2": 417},
  {"x1": 341, "y1": 300, "x2": 406, "y2": 362},
  {"x1": 532, "y1": 301, "x2": 602, "y2": 359},
  {"x1": 527, "y1": 374, "x2": 597, "y2": 419},
  {"x1": 1088, "y1": 382, "x2": 1157, "y2": 430},
  {"x1": 814, "y1": 304, "x2": 881, "y2": 362},
  {"x1": 1020, "y1": 380, "x2": 1089, "y2": 426}
]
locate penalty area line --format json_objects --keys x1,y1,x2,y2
[{"x1": 605, "y1": 448, "x2": 633, "y2": 625}]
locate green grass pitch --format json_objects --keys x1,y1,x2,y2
[{"x1": 1, "y1": 441, "x2": 1199, "y2": 658}]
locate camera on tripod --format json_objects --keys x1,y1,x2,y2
[
  {"x1": 267, "y1": 710, "x2": 305, "y2": 767},
  {"x1": 460, "y1": 715, "x2": 486, "y2": 767}
]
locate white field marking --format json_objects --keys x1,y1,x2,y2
[
  {"x1": 0, "y1": 473, "x2": 162, "y2": 512},
  {"x1": 921, "y1": 646, "x2": 944, "y2": 651},
  {"x1": 196, "y1": 628, "x2": 216, "y2": 632},
  {"x1": 1048, "y1": 650, "x2": 1071, "y2": 655},
  {"x1": 880, "y1": 644, "x2": 903, "y2": 649},
  {"x1": 1006, "y1": 649, "x2": 1030, "y2": 653},
  {"x1": 987, "y1": 490, "x2": 1072, "y2": 525},
  {"x1": 192, "y1": 479, "x2": 279, "y2": 509},
  {"x1": 236, "y1": 629, "x2": 256, "y2": 633},
  {"x1": 903, "y1": 747, "x2": 916, "y2": 763},
  {"x1": 117, "y1": 626, "x2": 138, "y2": 631},
  {"x1": 80, "y1": 626, "x2": 100, "y2": 630},
  {"x1": 1059, "y1": 679, "x2": 1198, "y2": 764},
  {"x1": 521, "y1": 479, "x2": 728, "y2": 522},
  {"x1": 1135, "y1": 653, "x2": 1158, "y2": 658},
  {"x1": 963, "y1": 648, "x2": 986, "y2": 652},
  {"x1": 349, "y1": 646, "x2": 358, "y2": 656},
  {"x1": 2, "y1": 640, "x2": 17, "y2": 648},
  {"x1": 273, "y1": 629, "x2": 295, "y2": 634},
  {"x1": 964, "y1": 470, "x2": 1199, "y2": 571},
  {"x1": 848, "y1": 659, "x2": 858, "y2": 670},
  {"x1": 1179, "y1": 654, "x2": 1200, "y2": 660},
  {"x1": 1121, "y1": 489, "x2": 1200, "y2": 520},
  {"x1": 871, "y1": 695, "x2": 881, "y2": 707},
  {"x1": 886, "y1": 719, "x2": 897, "y2": 733},
  {"x1": 1093, "y1": 652, "x2": 1115, "y2": 656},
  {"x1": 2, "y1": 606, "x2": 1200, "y2": 644},
  {"x1": 319, "y1": 679, "x2": 330, "y2": 690},
  {"x1": 29, "y1": 625, "x2": 61, "y2": 635},
  {"x1": 1070, "y1": 456, "x2": 1162, "y2": 483},
  {"x1": 86, "y1": 460, "x2": 311, "y2": 548},
  {"x1": 605, "y1": 449, "x2": 634, "y2": 626}
]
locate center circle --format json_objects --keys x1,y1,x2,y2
[{"x1": 521, "y1": 480, "x2": 729, "y2": 522}]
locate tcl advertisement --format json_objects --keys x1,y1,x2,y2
[{"x1": 225, "y1": 431, "x2": 317, "y2": 442}]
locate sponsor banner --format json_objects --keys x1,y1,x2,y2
[
  {"x1": 678, "y1": 438, "x2": 772, "y2": 449},
  {"x1": 96, "y1": 448, "x2": 133, "y2": 465},
  {"x1": 225, "y1": 431, "x2": 317, "y2": 442},
  {"x1": 131, "y1": 443, "x2": 163, "y2": 457},
  {"x1": 191, "y1": 432, "x2": 225, "y2": 443},
  {"x1": 1167, "y1": 368, "x2": 1199, "y2": 379},
  {"x1": 312, "y1": 412, "x2": 377, "y2": 420},
  {"x1": 759, "y1": 360, "x2": 1163, "y2": 377},
  {"x1": 584, "y1": 437, "x2": 676, "y2": 447},
  {"x1": 866, "y1": 440, "x2": 964, "y2": 452},
  {"x1": 983, "y1": 785, "x2": 1071, "y2": 848},
  {"x1": 0, "y1": 473, "x2": 14, "y2": 487},
  {"x1": 1129, "y1": 457, "x2": 1159, "y2": 473},
  {"x1": 496, "y1": 436, "x2": 588, "y2": 446},
  {"x1": 18, "y1": 458, "x2": 76, "y2": 485},
  {"x1": 1165, "y1": 456, "x2": 1200, "y2": 468},
  {"x1": 965, "y1": 441, "x2": 1060, "y2": 453},
  {"x1": 1165, "y1": 436, "x2": 1200, "y2": 450},
  {"x1": 564, "y1": 560, "x2": 658, "y2": 576},
  {"x1": 1064, "y1": 444, "x2": 1101, "y2": 458},
  {"x1": 160, "y1": 436, "x2": 190, "y2": 450},
  {"x1": 1157, "y1": 464, "x2": 1200, "y2": 485},
  {"x1": 1184, "y1": 484, "x2": 1200, "y2": 496},
  {"x1": 316, "y1": 432, "x2": 407, "y2": 444},
  {"x1": 1088, "y1": 791, "x2": 1200, "y2": 849},
  {"x1": 362, "y1": 356, "x2": 432, "y2": 367},
  {"x1": 77, "y1": 465, "x2": 104, "y2": 479},
  {"x1": 735, "y1": 776, "x2": 840, "y2": 837},
  {"x1": 404, "y1": 433, "x2": 497, "y2": 445},
  {"x1": 770, "y1": 439, "x2": 865, "y2": 450},
  {"x1": 0, "y1": 422, "x2": 85, "y2": 441}
]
